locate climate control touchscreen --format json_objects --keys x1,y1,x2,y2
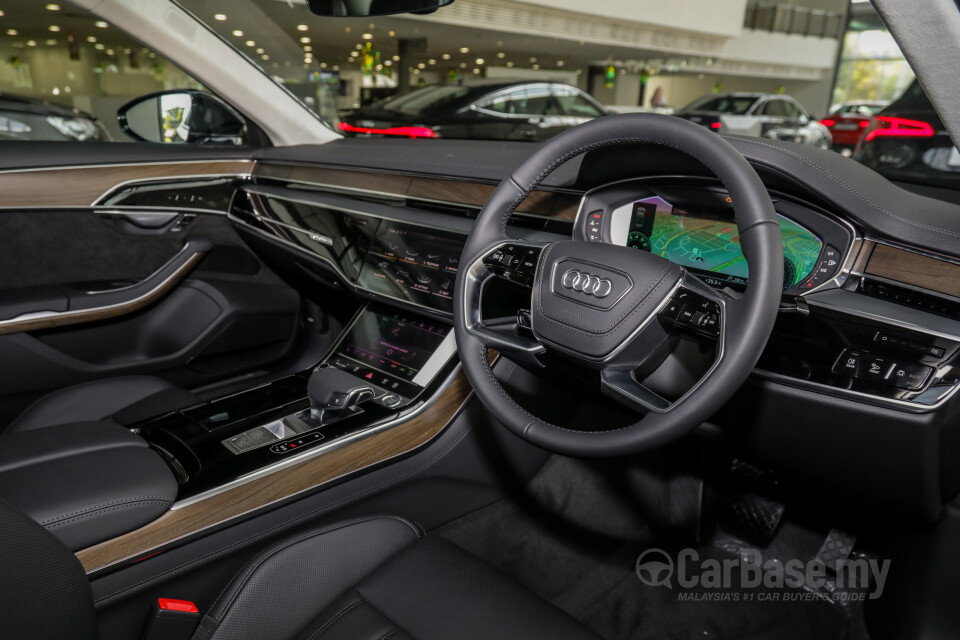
[{"x1": 357, "y1": 221, "x2": 463, "y2": 313}]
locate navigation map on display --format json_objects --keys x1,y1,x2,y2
[{"x1": 628, "y1": 197, "x2": 822, "y2": 289}]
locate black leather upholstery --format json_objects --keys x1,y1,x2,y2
[
  {"x1": 0, "y1": 421, "x2": 178, "y2": 550},
  {"x1": 6, "y1": 375, "x2": 198, "y2": 433},
  {"x1": 193, "y1": 516, "x2": 602, "y2": 640},
  {"x1": 0, "y1": 497, "x2": 97, "y2": 640}
]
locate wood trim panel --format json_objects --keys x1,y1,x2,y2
[
  {"x1": 851, "y1": 240, "x2": 875, "y2": 275},
  {"x1": 865, "y1": 243, "x2": 960, "y2": 298},
  {"x1": 0, "y1": 160, "x2": 254, "y2": 208},
  {"x1": 256, "y1": 163, "x2": 582, "y2": 221},
  {"x1": 76, "y1": 370, "x2": 475, "y2": 574}
]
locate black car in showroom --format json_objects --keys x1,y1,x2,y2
[
  {"x1": 855, "y1": 79, "x2": 960, "y2": 189},
  {"x1": 339, "y1": 79, "x2": 610, "y2": 141}
]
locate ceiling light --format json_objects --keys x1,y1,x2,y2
[
  {"x1": 261, "y1": 54, "x2": 269, "y2": 60},
  {"x1": 392, "y1": 55, "x2": 399, "y2": 61},
  {"x1": 300, "y1": 36, "x2": 310, "y2": 43},
  {"x1": 473, "y1": 68, "x2": 480, "y2": 74},
  {"x1": 356, "y1": 43, "x2": 362, "y2": 49},
  {"x1": 320, "y1": 62, "x2": 327, "y2": 68},
  {"x1": 45, "y1": 3, "x2": 60, "y2": 10},
  {"x1": 95, "y1": 21, "x2": 108, "y2": 28},
  {"x1": 27, "y1": 40, "x2": 37, "y2": 47},
  {"x1": 304, "y1": 58, "x2": 311, "y2": 64},
  {"x1": 369, "y1": 23, "x2": 375, "y2": 28},
  {"x1": 496, "y1": 52, "x2": 505, "y2": 58},
  {"x1": 345, "y1": 27, "x2": 351, "y2": 32},
  {"x1": 245, "y1": 40, "x2": 255, "y2": 47},
  {"x1": 441, "y1": 53, "x2": 450, "y2": 60},
  {"x1": 506, "y1": 61, "x2": 514, "y2": 68},
  {"x1": 475, "y1": 58, "x2": 484, "y2": 65},
  {"x1": 46, "y1": 39, "x2": 57, "y2": 45},
  {"x1": 333, "y1": 65, "x2": 339, "y2": 71},
  {"x1": 6, "y1": 29, "x2": 16, "y2": 36},
  {"x1": 497, "y1": 41, "x2": 503, "y2": 47},
  {"x1": 106, "y1": 49, "x2": 114, "y2": 55},
  {"x1": 297, "y1": 24, "x2": 308, "y2": 31},
  {"x1": 0, "y1": 11, "x2": 4, "y2": 17},
  {"x1": 529, "y1": 57, "x2": 537, "y2": 63},
  {"x1": 389, "y1": 30, "x2": 395, "y2": 37},
  {"x1": 459, "y1": 62, "x2": 466, "y2": 68},
  {"x1": 87, "y1": 36, "x2": 96, "y2": 42},
  {"x1": 362, "y1": 33, "x2": 372, "y2": 40},
  {"x1": 48, "y1": 25, "x2": 60, "y2": 32},
  {"x1": 428, "y1": 59, "x2": 436, "y2": 65},
  {"x1": 557, "y1": 60, "x2": 564, "y2": 66},
  {"x1": 459, "y1": 47, "x2": 469, "y2": 53},
  {"x1": 255, "y1": 48, "x2": 264, "y2": 54},
  {"x1": 94, "y1": 43, "x2": 104, "y2": 50},
  {"x1": 350, "y1": 51, "x2": 359, "y2": 57},
  {"x1": 532, "y1": 64, "x2": 540, "y2": 70},
  {"x1": 232, "y1": 30, "x2": 243, "y2": 37},
  {"x1": 303, "y1": 45, "x2": 312, "y2": 52},
  {"x1": 384, "y1": 60, "x2": 391, "y2": 66},
  {"x1": 417, "y1": 62, "x2": 425, "y2": 69},
  {"x1": 214, "y1": 14, "x2": 227, "y2": 21}
]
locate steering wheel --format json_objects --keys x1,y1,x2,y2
[{"x1": 453, "y1": 113, "x2": 784, "y2": 457}]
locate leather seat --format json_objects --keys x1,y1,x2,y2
[
  {"x1": 5, "y1": 375, "x2": 198, "y2": 433},
  {"x1": 0, "y1": 501, "x2": 601, "y2": 640}
]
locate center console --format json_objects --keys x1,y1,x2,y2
[{"x1": 134, "y1": 303, "x2": 459, "y2": 503}]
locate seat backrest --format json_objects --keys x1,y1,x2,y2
[{"x1": 0, "y1": 497, "x2": 97, "y2": 640}]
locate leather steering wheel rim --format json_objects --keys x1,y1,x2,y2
[{"x1": 453, "y1": 113, "x2": 784, "y2": 457}]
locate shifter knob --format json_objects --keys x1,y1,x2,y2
[{"x1": 307, "y1": 365, "x2": 375, "y2": 422}]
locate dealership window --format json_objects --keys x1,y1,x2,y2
[
  {"x1": 552, "y1": 86, "x2": 605, "y2": 118},
  {"x1": 0, "y1": 1, "x2": 203, "y2": 141}
]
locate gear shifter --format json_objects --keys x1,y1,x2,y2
[{"x1": 307, "y1": 365, "x2": 375, "y2": 424}]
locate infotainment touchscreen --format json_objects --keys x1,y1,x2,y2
[
  {"x1": 357, "y1": 221, "x2": 464, "y2": 313},
  {"x1": 329, "y1": 306, "x2": 455, "y2": 398}
]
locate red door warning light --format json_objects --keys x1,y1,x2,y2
[{"x1": 365, "y1": 372, "x2": 374, "y2": 380}]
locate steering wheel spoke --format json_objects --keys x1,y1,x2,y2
[
  {"x1": 600, "y1": 370, "x2": 673, "y2": 413},
  {"x1": 462, "y1": 240, "x2": 548, "y2": 367}
]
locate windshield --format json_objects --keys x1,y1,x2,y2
[
  {"x1": 372, "y1": 85, "x2": 473, "y2": 115},
  {"x1": 683, "y1": 96, "x2": 757, "y2": 115},
  {"x1": 5, "y1": 1, "x2": 955, "y2": 193}
]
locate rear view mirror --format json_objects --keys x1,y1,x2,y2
[
  {"x1": 118, "y1": 90, "x2": 248, "y2": 145},
  {"x1": 306, "y1": 0, "x2": 453, "y2": 17}
]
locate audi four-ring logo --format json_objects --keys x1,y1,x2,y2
[{"x1": 561, "y1": 269, "x2": 613, "y2": 298}]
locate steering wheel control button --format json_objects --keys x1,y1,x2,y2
[
  {"x1": 660, "y1": 289, "x2": 721, "y2": 339},
  {"x1": 889, "y1": 364, "x2": 934, "y2": 391},
  {"x1": 517, "y1": 309, "x2": 533, "y2": 329},
  {"x1": 585, "y1": 210, "x2": 604, "y2": 242},
  {"x1": 833, "y1": 350, "x2": 862, "y2": 377},
  {"x1": 483, "y1": 244, "x2": 542, "y2": 286},
  {"x1": 270, "y1": 431, "x2": 324, "y2": 454}
]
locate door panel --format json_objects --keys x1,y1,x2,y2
[{"x1": 0, "y1": 207, "x2": 302, "y2": 428}]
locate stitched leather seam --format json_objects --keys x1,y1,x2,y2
[
  {"x1": 737, "y1": 137, "x2": 960, "y2": 239},
  {"x1": 44, "y1": 500, "x2": 172, "y2": 530},
  {"x1": 40, "y1": 496, "x2": 172, "y2": 525},
  {"x1": 374, "y1": 628, "x2": 401, "y2": 640},
  {"x1": 305, "y1": 598, "x2": 363, "y2": 640}
]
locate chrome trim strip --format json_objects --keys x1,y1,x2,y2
[
  {"x1": 92, "y1": 171, "x2": 253, "y2": 207},
  {"x1": 171, "y1": 364, "x2": 465, "y2": 510}
]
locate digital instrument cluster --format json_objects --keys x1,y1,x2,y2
[{"x1": 577, "y1": 182, "x2": 852, "y2": 294}]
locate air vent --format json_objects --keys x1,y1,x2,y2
[{"x1": 860, "y1": 278, "x2": 960, "y2": 320}]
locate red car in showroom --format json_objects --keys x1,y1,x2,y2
[{"x1": 820, "y1": 101, "x2": 888, "y2": 154}]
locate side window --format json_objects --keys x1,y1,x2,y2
[
  {"x1": 552, "y1": 86, "x2": 605, "y2": 117},
  {"x1": 782, "y1": 101, "x2": 802, "y2": 119},
  {"x1": 761, "y1": 100, "x2": 788, "y2": 117},
  {"x1": 480, "y1": 86, "x2": 557, "y2": 116},
  {"x1": 0, "y1": 0, "x2": 204, "y2": 142}
]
